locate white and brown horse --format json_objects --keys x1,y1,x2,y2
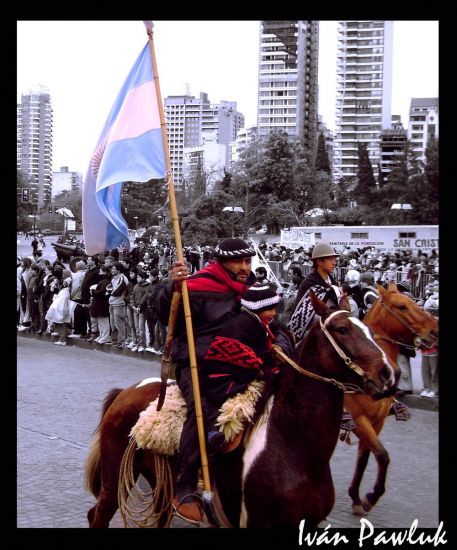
[{"x1": 85, "y1": 292, "x2": 397, "y2": 528}]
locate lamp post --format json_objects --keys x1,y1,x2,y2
[{"x1": 28, "y1": 214, "x2": 37, "y2": 235}]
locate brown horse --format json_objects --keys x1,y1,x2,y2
[
  {"x1": 344, "y1": 282, "x2": 439, "y2": 516},
  {"x1": 85, "y1": 293, "x2": 397, "y2": 528}
]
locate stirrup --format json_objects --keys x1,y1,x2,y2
[{"x1": 172, "y1": 493, "x2": 204, "y2": 525}]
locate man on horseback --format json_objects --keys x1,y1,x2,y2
[
  {"x1": 287, "y1": 242, "x2": 342, "y2": 342},
  {"x1": 154, "y1": 237, "x2": 293, "y2": 524}
]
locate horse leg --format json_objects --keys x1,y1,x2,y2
[
  {"x1": 351, "y1": 417, "x2": 389, "y2": 513},
  {"x1": 348, "y1": 440, "x2": 371, "y2": 516},
  {"x1": 88, "y1": 486, "x2": 120, "y2": 528},
  {"x1": 139, "y1": 452, "x2": 173, "y2": 528},
  {"x1": 88, "y1": 437, "x2": 129, "y2": 528}
]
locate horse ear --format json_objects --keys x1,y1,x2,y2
[
  {"x1": 339, "y1": 293, "x2": 351, "y2": 313},
  {"x1": 309, "y1": 289, "x2": 328, "y2": 317},
  {"x1": 376, "y1": 283, "x2": 387, "y2": 297}
]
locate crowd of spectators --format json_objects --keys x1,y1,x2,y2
[{"x1": 17, "y1": 236, "x2": 438, "y2": 397}]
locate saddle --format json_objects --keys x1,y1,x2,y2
[{"x1": 131, "y1": 380, "x2": 264, "y2": 455}]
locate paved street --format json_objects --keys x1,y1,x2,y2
[{"x1": 17, "y1": 334, "x2": 440, "y2": 530}]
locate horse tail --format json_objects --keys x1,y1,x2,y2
[{"x1": 85, "y1": 387, "x2": 124, "y2": 497}]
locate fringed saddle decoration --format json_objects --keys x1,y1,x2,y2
[{"x1": 130, "y1": 380, "x2": 265, "y2": 455}]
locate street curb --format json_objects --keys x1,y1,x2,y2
[
  {"x1": 17, "y1": 331, "x2": 439, "y2": 412},
  {"x1": 17, "y1": 329, "x2": 161, "y2": 363},
  {"x1": 401, "y1": 393, "x2": 439, "y2": 412}
]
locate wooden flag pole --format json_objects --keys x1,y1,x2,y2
[{"x1": 145, "y1": 23, "x2": 212, "y2": 494}]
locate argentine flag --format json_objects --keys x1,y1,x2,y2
[{"x1": 82, "y1": 42, "x2": 167, "y2": 255}]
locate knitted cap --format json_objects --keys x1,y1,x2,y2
[
  {"x1": 213, "y1": 238, "x2": 255, "y2": 259},
  {"x1": 241, "y1": 283, "x2": 281, "y2": 313}
]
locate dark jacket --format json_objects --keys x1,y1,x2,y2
[
  {"x1": 292, "y1": 270, "x2": 339, "y2": 312},
  {"x1": 80, "y1": 267, "x2": 103, "y2": 304},
  {"x1": 89, "y1": 277, "x2": 111, "y2": 318},
  {"x1": 154, "y1": 268, "x2": 292, "y2": 363},
  {"x1": 201, "y1": 309, "x2": 286, "y2": 400}
]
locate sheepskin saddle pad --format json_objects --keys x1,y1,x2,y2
[{"x1": 130, "y1": 380, "x2": 265, "y2": 455}]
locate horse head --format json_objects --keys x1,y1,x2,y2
[
  {"x1": 374, "y1": 282, "x2": 439, "y2": 349},
  {"x1": 308, "y1": 291, "x2": 397, "y2": 400}
]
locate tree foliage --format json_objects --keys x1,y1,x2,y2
[
  {"x1": 354, "y1": 142, "x2": 376, "y2": 205},
  {"x1": 315, "y1": 133, "x2": 331, "y2": 173}
]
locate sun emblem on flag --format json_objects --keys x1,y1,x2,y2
[{"x1": 91, "y1": 140, "x2": 106, "y2": 176}]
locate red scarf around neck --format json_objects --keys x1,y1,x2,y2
[{"x1": 186, "y1": 260, "x2": 247, "y2": 298}]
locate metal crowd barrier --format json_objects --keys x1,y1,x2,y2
[{"x1": 266, "y1": 261, "x2": 436, "y2": 299}]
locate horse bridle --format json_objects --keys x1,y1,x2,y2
[
  {"x1": 377, "y1": 298, "x2": 429, "y2": 349},
  {"x1": 274, "y1": 310, "x2": 367, "y2": 394}
]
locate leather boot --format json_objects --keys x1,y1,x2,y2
[{"x1": 172, "y1": 495, "x2": 203, "y2": 524}]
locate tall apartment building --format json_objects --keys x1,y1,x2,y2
[
  {"x1": 230, "y1": 126, "x2": 258, "y2": 166},
  {"x1": 380, "y1": 115, "x2": 407, "y2": 182},
  {"x1": 407, "y1": 98, "x2": 439, "y2": 165},
  {"x1": 184, "y1": 138, "x2": 227, "y2": 195},
  {"x1": 17, "y1": 87, "x2": 53, "y2": 208},
  {"x1": 333, "y1": 21, "x2": 393, "y2": 183},
  {"x1": 164, "y1": 92, "x2": 244, "y2": 191},
  {"x1": 52, "y1": 166, "x2": 83, "y2": 198},
  {"x1": 257, "y1": 20, "x2": 319, "y2": 156}
]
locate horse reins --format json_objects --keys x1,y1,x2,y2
[
  {"x1": 377, "y1": 298, "x2": 425, "y2": 349},
  {"x1": 274, "y1": 310, "x2": 366, "y2": 394}
]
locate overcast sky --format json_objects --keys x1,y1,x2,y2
[{"x1": 17, "y1": 20, "x2": 438, "y2": 175}]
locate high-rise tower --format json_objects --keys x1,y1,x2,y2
[
  {"x1": 333, "y1": 21, "x2": 393, "y2": 183},
  {"x1": 257, "y1": 20, "x2": 319, "y2": 156},
  {"x1": 164, "y1": 92, "x2": 244, "y2": 191},
  {"x1": 408, "y1": 97, "x2": 439, "y2": 165},
  {"x1": 17, "y1": 86, "x2": 53, "y2": 208}
]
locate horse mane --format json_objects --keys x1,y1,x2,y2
[{"x1": 249, "y1": 324, "x2": 303, "y2": 428}]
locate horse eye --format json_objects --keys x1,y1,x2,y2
[
  {"x1": 397, "y1": 305, "x2": 407, "y2": 311},
  {"x1": 336, "y1": 326, "x2": 348, "y2": 334}
]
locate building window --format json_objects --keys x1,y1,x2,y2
[
  {"x1": 351, "y1": 232, "x2": 368, "y2": 239},
  {"x1": 399, "y1": 232, "x2": 416, "y2": 238}
]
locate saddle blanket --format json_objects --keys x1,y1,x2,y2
[{"x1": 130, "y1": 380, "x2": 265, "y2": 455}]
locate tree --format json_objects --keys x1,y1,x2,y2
[
  {"x1": 121, "y1": 178, "x2": 168, "y2": 227},
  {"x1": 407, "y1": 136, "x2": 438, "y2": 224},
  {"x1": 314, "y1": 133, "x2": 331, "y2": 173},
  {"x1": 377, "y1": 164, "x2": 386, "y2": 187},
  {"x1": 354, "y1": 142, "x2": 376, "y2": 205},
  {"x1": 334, "y1": 177, "x2": 355, "y2": 209}
]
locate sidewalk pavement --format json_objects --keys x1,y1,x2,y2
[{"x1": 17, "y1": 330, "x2": 438, "y2": 412}]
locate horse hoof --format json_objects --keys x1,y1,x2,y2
[
  {"x1": 362, "y1": 497, "x2": 373, "y2": 512},
  {"x1": 352, "y1": 504, "x2": 367, "y2": 516}
]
